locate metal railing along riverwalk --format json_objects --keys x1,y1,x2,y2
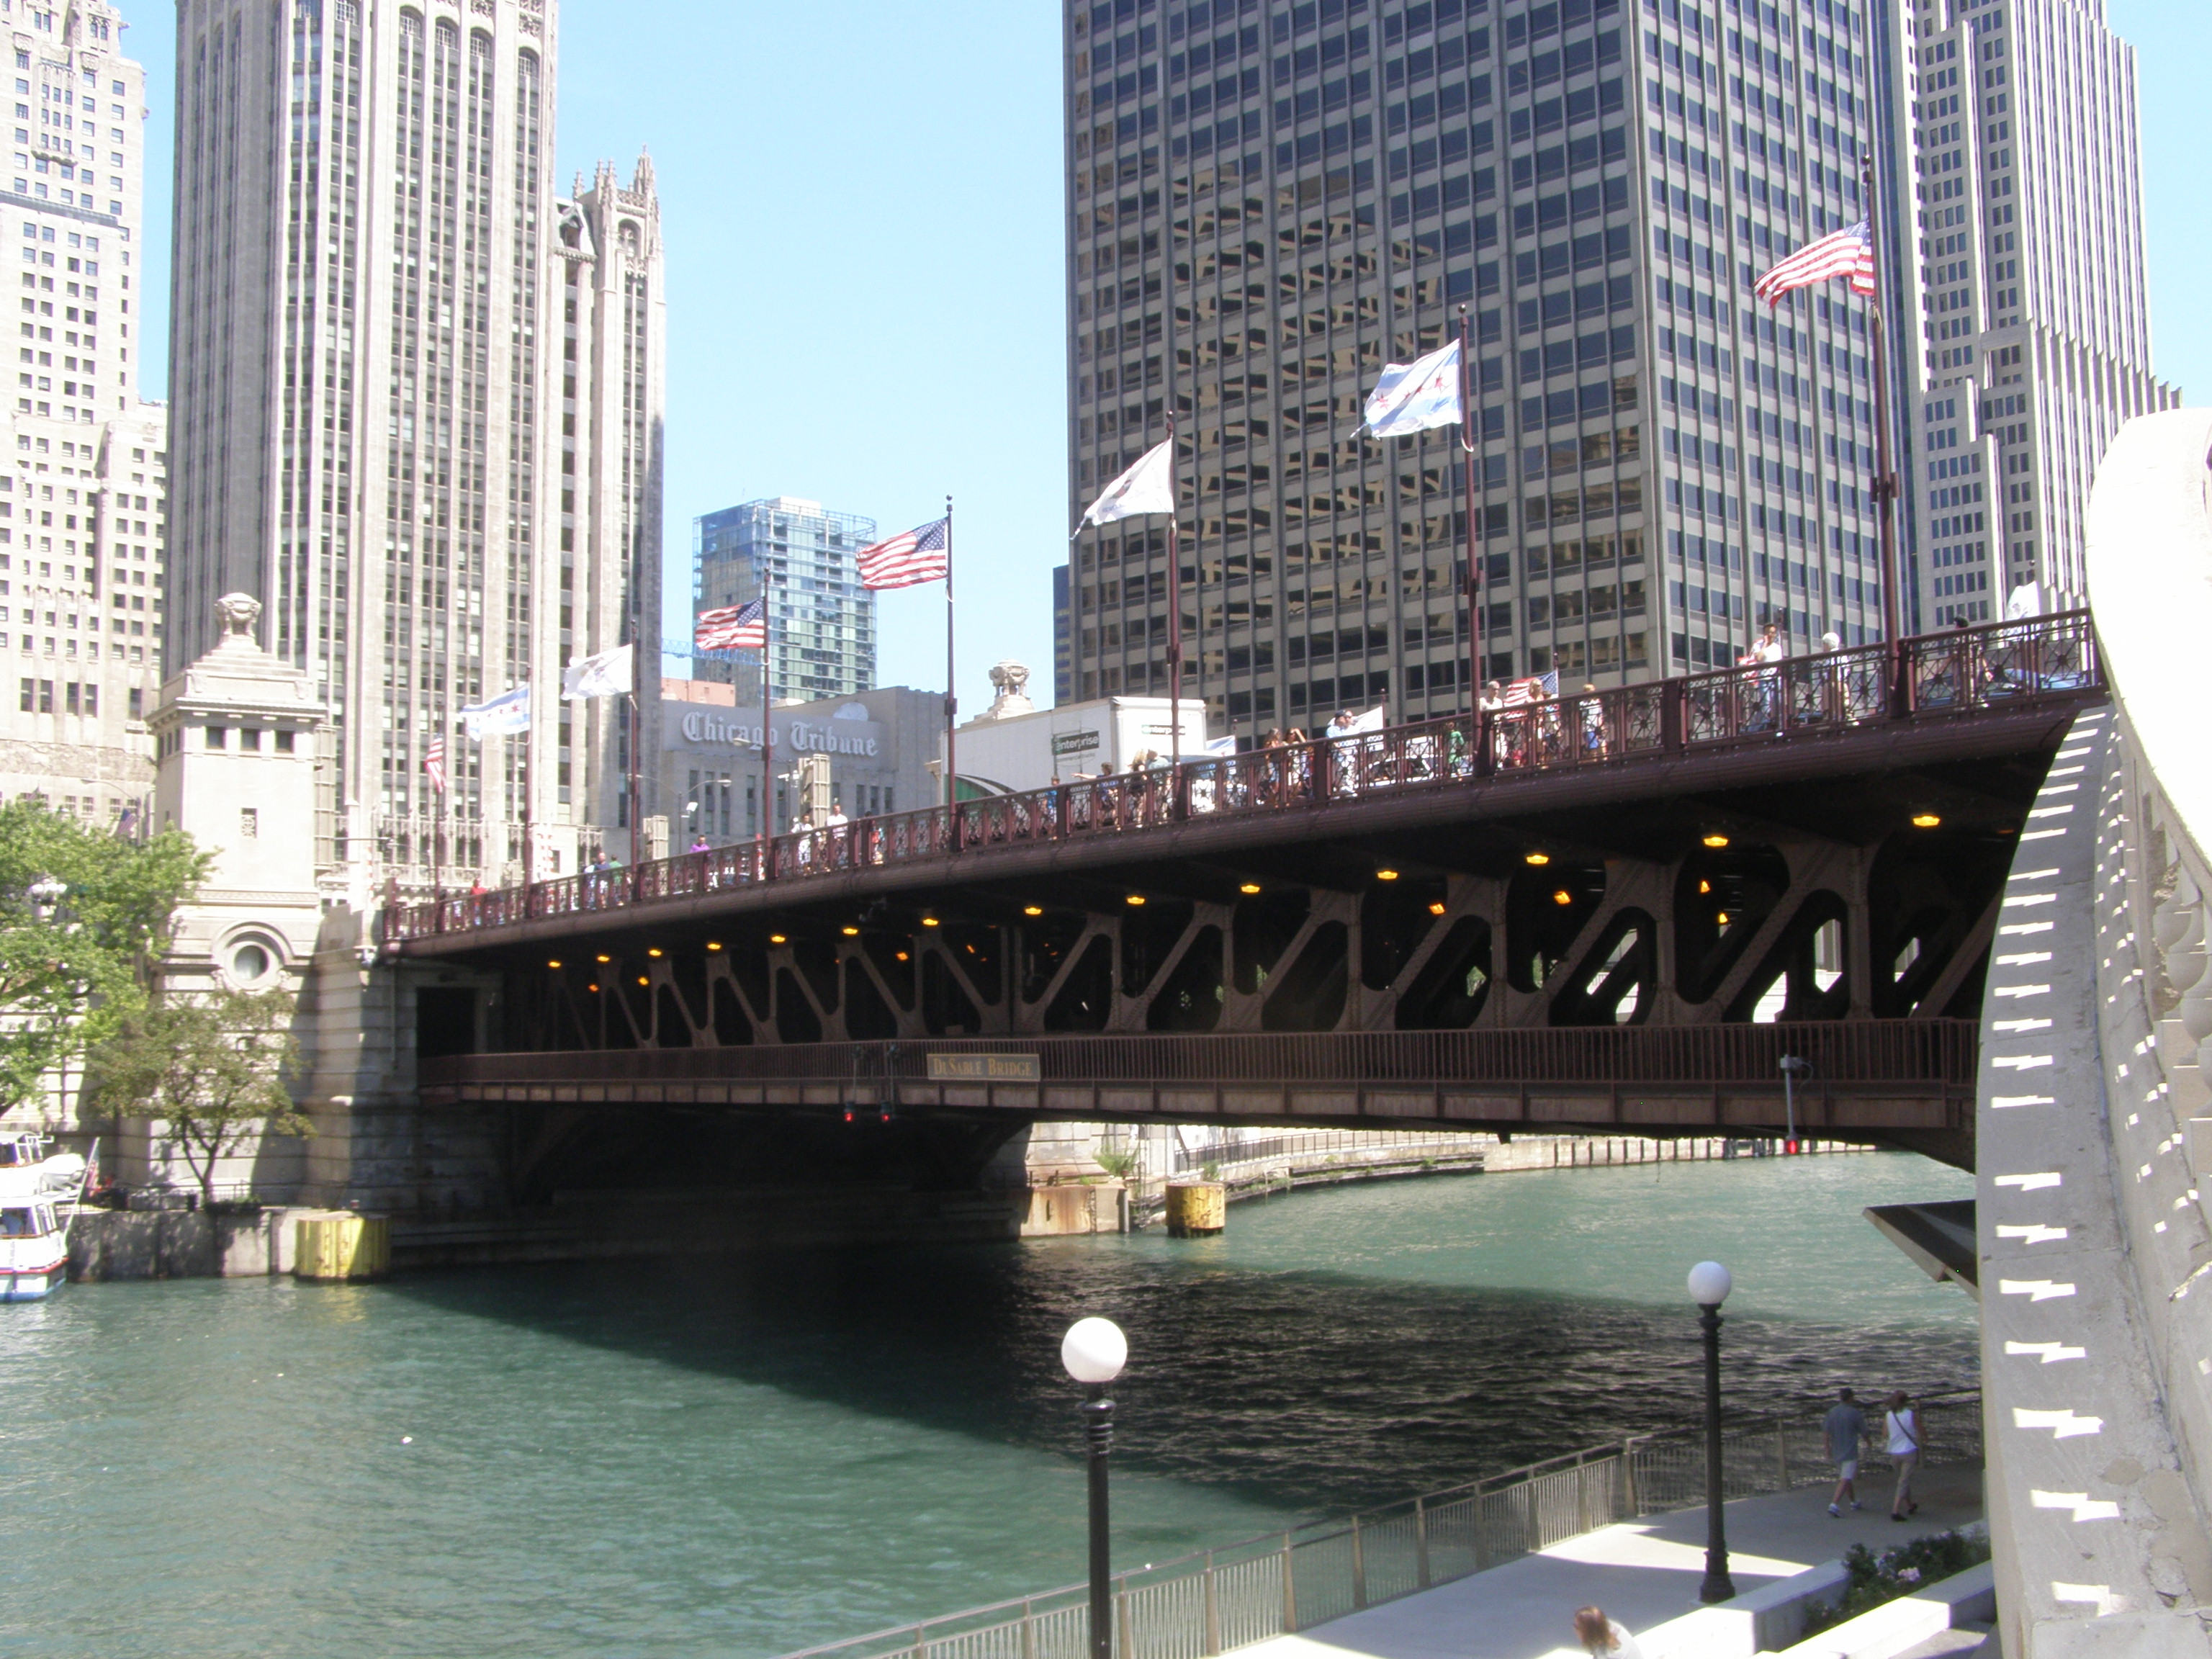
[
  {"x1": 769, "y1": 1392, "x2": 1982, "y2": 1659},
  {"x1": 387, "y1": 609, "x2": 2100, "y2": 945}
]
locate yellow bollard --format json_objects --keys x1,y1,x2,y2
[
  {"x1": 1164, "y1": 1182, "x2": 1226, "y2": 1238},
  {"x1": 294, "y1": 1213, "x2": 390, "y2": 1282}
]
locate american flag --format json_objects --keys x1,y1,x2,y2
[
  {"x1": 858, "y1": 516, "x2": 950, "y2": 590},
  {"x1": 1754, "y1": 220, "x2": 1876, "y2": 306},
  {"x1": 1500, "y1": 672, "x2": 1559, "y2": 706},
  {"x1": 423, "y1": 736, "x2": 447, "y2": 794},
  {"x1": 696, "y1": 598, "x2": 767, "y2": 651}
]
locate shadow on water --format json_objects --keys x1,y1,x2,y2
[{"x1": 379, "y1": 1219, "x2": 1976, "y2": 1517}]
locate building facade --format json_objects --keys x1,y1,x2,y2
[
  {"x1": 0, "y1": 0, "x2": 165, "y2": 825},
  {"x1": 1062, "y1": 0, "x2": 1899, "y2": 741},
  {"x1": 164, "y1": 0, "x2": 660, "y2": 887},
  {"x1": 1889, "y1": 0, "x2": 2171, "y2": 626},
  {"x1": 693, "y1": 497, "x2": 878, "y2": 706},
  {"x1": 656, "y1": 678, "x2": 942, "y2": 843}
]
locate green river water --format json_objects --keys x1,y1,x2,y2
[{"x1": 0, "y1": 1151, "x2": 1975, "y2": 1658}]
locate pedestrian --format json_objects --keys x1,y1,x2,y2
[
  {"x1": 1823, "y1": 1387, "x2": 1866, "y2": 1517},
  {"x1": 1820, "y1": 629, "x2": 1842, "y2": 654},
  {"x1": 1884, "y1": 1390, "x2": 1921, "y2": 1521},
  {"x1": 689, "y1": 834, "x2": 711, "y2": 854},
  {"x1": 1570, "y1": 1605, "x2": 1645, "y2": 1658},
  {"x1": 1480, "y1": 679, "x2": 1506, "y2": 713}
]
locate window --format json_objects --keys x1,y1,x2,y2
[
  {"x1": 15, "y1": 675, "x2": 26, "y2": 711},
  {"x1": 204, "y1": 724, "x2": 225, "y2": 749},
  {"x1": 238, "y1": 808, "x2": 257, "y2": 839},
  {"x1": 274, "y1": 729, "x2": 294, "y2": 753}
]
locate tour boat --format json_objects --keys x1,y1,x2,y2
[{"x1": 0, "y1": 1133, "x2": 90, "y2": 1301}]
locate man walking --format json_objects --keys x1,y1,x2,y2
[{"x1": 1822, "y1": 1387, "x2": 1866, "y2": 1517}]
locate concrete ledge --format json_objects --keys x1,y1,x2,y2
[
  {"x1": 1631, "y1": 1559, "x2": 1853, "y2": 1658},
  {"x1": 1766, "y1": 1561, "x2": 1995, "y2": 1658}
]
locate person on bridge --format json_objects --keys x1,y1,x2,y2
[
  {"x1": 1570, "y1": 1604, "x2": 1645, "y2": 1658},
  {"x1": 1884, "y1": 1390, "x2": 1922, "y2": 1521},
  {"x1": 1823, "y1": 1387, "x2": 1866, "y2": 1516}
]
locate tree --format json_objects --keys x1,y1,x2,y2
[
  {"x1": 84, "y1": 989, "x2": 312, "y2": 1208},
  {"x1": 0, "y1": 800, "x2": 209, "y2": 1114}
]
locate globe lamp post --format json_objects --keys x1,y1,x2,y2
[
  {"x1": 1688, "y1": 1259, "x2": 1736, "y2": 1603},
  {"x1": 1063, "y1": 1317, "x2": 1128, "y2": 1659}
]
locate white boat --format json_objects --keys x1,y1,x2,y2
[{"x1": 0, "y1": 1133, "x2": 91, "y2": 1301}]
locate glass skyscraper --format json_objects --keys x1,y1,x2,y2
[
  {"x1": 693, "y1": 497, "x2": 878, "y2": 703},
  {"x1": 1062, "y1": 0, "x2": 1894, "y2": 739}
]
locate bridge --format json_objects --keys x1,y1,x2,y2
[{"x1": 385, "y1": 610, "x2": 2098, "y2": 1174}]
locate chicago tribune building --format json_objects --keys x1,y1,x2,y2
[{"x1": 1061, "y1": 0, "x2": 1896, "y2": 738}]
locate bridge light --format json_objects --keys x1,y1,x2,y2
[
  {"x1": 637, "y1": 976, "x2": 649, "y2": 986},
  {"x1": 922, "y1": 916, "x2": 941, "y2": 927},
  {"x1": 1524, "y1": 851, "x2": 1550, "y2": 866},
  {"x1": 647, "y1": 948, "x2": 663, "y2": 958},
  {"x1": 1701, "y1": 832, "x2": 1730, "y2": 849},
  {"x1": 1699, "y1": 879, "x2": 1712, "y2": 894},
  {"x1": 547, "y1": 960, "x2": 562, "y2": 969},
  {"x1": 1239, "y1": 882, "x2": 1262, "y2": 894},
  {"x1": 1428, "y1": 902, "x2": 1447, "y2": 916},
  {"x1": 588, "y1": 984, "x2": 599, "y2": 994},
  {"x1": 1912, "y1": 812, "x2": 1942, "y2": 829},
  {"x1": 595, "y1": 954, "x2": 611, "y2": 963},
  {"x1": 1717, "y1": 912, "x2": 1730, "y2": 925},
  {"x1": 841, "y1": 925, "x2": 860, "y2": 936},
  {"x1": 896, "y1": 950, "x2": 910, "y2": 961},
  {"x1": 706, "y1": 942, "x2": 723, "y2": 952},
  {"x1": 1125, "y1": 894, "x2": 1146, "y2": 906},
  {"x1": 769, "y1": 933, "x2": 788, "y2": 944},
  {"x1": 1552, "y1": 889, "x2": 1573, "y2": 905},
  {"x1": 1023, "y1": 905, "x2": 1043, "y2": 916},
  {"x1": 1377, "y1": 868, "x2": 1400, "y2": 881}
]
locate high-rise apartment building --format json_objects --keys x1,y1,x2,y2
[
  {"x1": 0, "y1": 0, "x2": 166, "y2": 824},
  {"x1": 165, "y1": 0, "x2": 662, "y2": 884},
  {"x1": 1062, "y1": 0, "x2": 1896, "y2": 739},
  {"x1": 693, "y1": 497, "x2": 878, "y2": 705},
  {"x1": 1890, "y1": 0, "x2": 2171, "y2": 626}
]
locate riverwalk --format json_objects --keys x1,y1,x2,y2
[{"x1": 1231, "y1": 1466, "x2": 1984, "y2": 1659}]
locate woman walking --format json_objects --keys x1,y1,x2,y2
[{"x1": 1884, "y1": 1390, "x2": 1921, "y2": 1521}]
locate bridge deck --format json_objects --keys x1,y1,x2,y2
[{"x1": 390, "y1": 613, "x2": 2100, "y2": 958}]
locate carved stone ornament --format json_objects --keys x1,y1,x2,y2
[
  {"x1": 216, "y1": 592, "x2": 263, "y2": 642},
  {"x1": 989, "y1": 660, "x2": 1030, "y2": 698}
]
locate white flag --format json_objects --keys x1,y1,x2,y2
[
  {"x1": 562, "y1": 642, "x2": 634, "y2": 701},
  {"x1": 1078, "y1": 438, "x2": 1176, "y2": 530},
  {"x1": 1361, "y1": 339, "x2": 1464, "y2": 439},
  {"x1": 461, "y1": 684, "x2": 531, "y2": 740}
]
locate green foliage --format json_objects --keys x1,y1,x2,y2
[
  {"x1": 1799, "y1": 1531, "x2": 1992, "y2": 1636},
  {"x1": 1092, "y1": 1141, "x2": 1139, "y2": 1179},
  {"x1": 84, "y1": 989, "x2": 311, "y2": 1205},
  {"x1": 0, "y1": 801, "x2": 209, "y2": 1111}
]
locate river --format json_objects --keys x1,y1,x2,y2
[{"x1": 0, "y1": 1151, "x2": 1974, "y2": 1658}]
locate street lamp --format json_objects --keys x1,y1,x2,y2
[
  {"x1": 26, "y1": 875, "x2": 66, "y2": 922},
  {"x1": 1688, "y1": 1260, "x2": 1735, "y2": 1604},
  {"x1": 1062, "y1": 1316, "x2": 1128, "y2": 1659},
  {"x1": 1779, "y1": 1055, "x2": 1811, "y2": 1154}
]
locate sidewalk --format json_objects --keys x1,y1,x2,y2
[{"x1": 1230, "y1": 1465, "x2": 1982, "y2": 1659}]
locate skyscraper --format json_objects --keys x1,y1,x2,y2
[
  {"x1": 1063, "y1": 0, "x2": 1895, "y2": 739},
  {"x1": 0, "y1": 0, "x2": 167, "y2": 825},
  {"x1": 1892, "y1": 0, "x2": 2172, "y2": 626},
  {"x1": 692, "y1": 498, "x2": 879, "y2": 705},
  {"x1": 165, "y1": 0, "x2": 662, "y2": 883}
]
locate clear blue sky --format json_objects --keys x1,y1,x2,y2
[{"x1": 124, "y1": 0, "x2": 2210, "y2": 707}]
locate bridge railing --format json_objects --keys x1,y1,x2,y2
[
  {"x1": 418, "y1": 1020, "x2": 1979, "y2": 1092},
  {"x1": 765, "y1": 1391, "x2": 1982, "y2": 1659},
  {"x1": 387, "y1": 610, "x2": 2099, "y2": 944}
]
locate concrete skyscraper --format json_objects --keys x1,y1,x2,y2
[
  {"x1": 1061, "y1": 0, "x2": 1899, "y2": 739},
  {"x1": 165, "y1": 0, "x2": 662, "y2": 885},
  {"x1": 0, "y1": 0, "x2": 168, "y2": 828},
  {"x1": 1889, "y1": 0, "x2": 2172, "y2": 626}
]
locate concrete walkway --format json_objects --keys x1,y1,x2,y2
[{"x1": 1233, "y1": 1465, "x2": 1982, "y2": 1659}]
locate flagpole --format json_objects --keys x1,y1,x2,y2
[
  {"x1": 943, "y1": 494, "x2": 958, "y2": 812},
  {"x1": 1166, "y1": 413, "x2": 1183, "y2": 766},
  {"x1": 626, "y1": 688, "x2": 641, "y2": 871},
  {"x1": 521, "y1": 688, "x2": 534, "y2": 891},
  {"x1": 760, "y1": 574, "x2": 775, "y2": 876},
  {"x1": 1862, "y1": 153, "x2": 1904, "y2": 656},
  {"x1": 1456, "y1": 304, "x2": 1481, "y2": 714}
]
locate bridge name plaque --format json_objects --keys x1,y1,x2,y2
[{"x1": 926, "y1": 1053, "x2": 1043, "y2": 1083}]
